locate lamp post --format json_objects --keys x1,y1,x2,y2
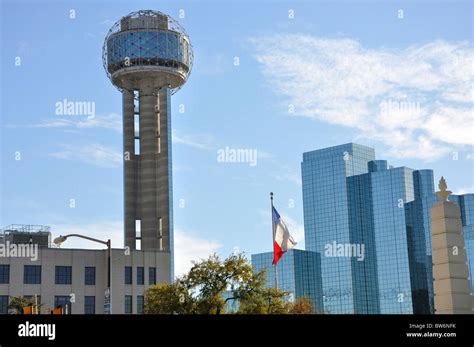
[{"x1": 53, "y1": 234, "x2": 112, "y2": 314}]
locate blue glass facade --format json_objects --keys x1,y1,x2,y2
[
  {"x1": 302, "y1": 143, "x2": 375, "y2": 313},
  {"x1": 405, "y1": 170, "x2": 437, "y2": 314},
  {"x1": 223, "y1": 291, "x2": 240, "y2": 313},
  {"x1": 369, "y1": 166, "x2": 414, "y2": 314},
  {"x1": 302, "y1": 143, "x2": 436, "y2": 314},
  {"x1": 251, "y1": 249, "x2": 323, "y2": 313},
  {"x1": 449, "y1": 194, "x2": 474, "y2": 295},
  {"x1": 347, "y1": 173, "x2": 380, "y2": 313},
  {"x1": 107, "y1": 30, "x2": 190, "y2": 75}
]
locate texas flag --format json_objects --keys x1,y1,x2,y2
[{"x1": 272, "y1": 206, "x2": 297, "y2": 265}]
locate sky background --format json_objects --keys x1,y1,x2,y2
[{"x1": 1, "y1": 0, "x2": 473, "y2": 276}]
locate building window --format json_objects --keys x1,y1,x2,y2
[
  {"x1": 24, "y1": 265, "x2": 41, "y2": 284},
  {"x1": 55, "y1": 266, "x2": 72, "y2": 285},
  {"x1": 136, "y1": 220, "x2": 142, "y2": 250},
  {"x1": 125, "y1": 266, "x2": 132, "y2": 285},
  {"x1": 85, "y1": 267, "x2": 96, "y2": 285},
  {"x1": 54, "y1": 296, "x2": 72, "y2": 314},
  {"x1": 137, "y1": 267, "x2": 144, "y2": 285},
  {"x1": 84, "y1": 296, "x2": 95, "y2": 314},
  {"x1": 24, "y1": 295, "x2": 41, "y2": 305},
  {"x1": 137, "y1": 295, "x2": 144, "y2": 314},
  {"x1": 0, "y1": 265, "x2": 9, "y2": 284},
  {"x1": 135, "y1": 138, "x2": 140, "y2": 155},
  {"x1": 125, "y1": 295, "x2": 132, "y2": 314},
  {"x1": 0, "y1": 296, "x2": 8, "y2": 314},
  {"x1": 149, "y1": 267, "x2": 156, "y2": 285}
]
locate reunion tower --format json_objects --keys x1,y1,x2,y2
[{"x1": 103, "y1": 10, "x2": 193, "y2": 255}]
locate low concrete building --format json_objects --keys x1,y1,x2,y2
[{"x1": 0, "y1": 225, "x2": 171, "y2": 314}]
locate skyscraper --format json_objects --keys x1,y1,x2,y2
[
  {"x1": 251, "y1": 249, "x2": 324, "y2": 312},
  {"x1": 302, "y1": 143, "x2": 435, "y2": 314},
  {"x1": 103, "y1": 10, "x2": 193, "y2": 279},
  {"x1": 302, "y1": 143, "x2": 375, "y2": 313},
  {"x1": 405, "y1": 171, "x2": 437, "y2": 313}
]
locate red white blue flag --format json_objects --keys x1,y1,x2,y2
[{"x1": 272, "y1": 206, "x2": 297, "y2": 265}]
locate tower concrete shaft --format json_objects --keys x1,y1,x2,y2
[
  {"x1": 104, "y1": 10, "x2": 192, "y2": 279},
  {"x1": 123, "y1": 84, "x2": 172, "y2": 251}
]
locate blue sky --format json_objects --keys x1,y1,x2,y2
[{"x1": 1, "y1": 0, "x2": 473, "y2": 276}]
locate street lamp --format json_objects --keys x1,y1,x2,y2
[{"x1": 53, "y1": 234, "x2": 112, "y2": 314}]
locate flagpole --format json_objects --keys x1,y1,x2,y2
[{"x1": 270, "y1": 192, "x2": 278, "y2": 289}]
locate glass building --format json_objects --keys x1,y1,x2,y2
[
  {"x1": 222, "y1": 290, "x2": 240, "y2": 313},
  {"x1": 302, "y1": 143, "x2": 436, "y2": 314},
  {"x1": 107, "y1": 30, "x2": 191, "y2": 75},
  {"x1": 405, "y1": 170, "x2": 437, "y2": 314},
  {"x1": 302, "y1": 143, "x2": 375, "y2": 314},
  {"x1": 251, "y1": 249, "x2": 323, "y2": 313},
  {"x1": 449, "y1": 194, "x2": 474, "y2": 296}
]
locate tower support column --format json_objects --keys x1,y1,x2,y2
[
  {"x1": 123, "y1": 89, "x2": 136, "y2": 249},
  {"x1": 139, "y1": 84, "x2": 159, "y2": 250},
  {"x1": 156, "y1": 86, "x2": 172, "y2": 251}
]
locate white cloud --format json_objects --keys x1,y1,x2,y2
[
  {"x1": 51, "y1": 220, "x2": 123, "y2": 250},
  {"x1": 34, "y1": 113, "x2": 122, "y2": 133},
  {"x1": 452, "y1": 186, "x2": 474, "y2": 195},
  {"x1": 51, "y1": 220, "x2": 221, "y2": 278},
  {"x1": 250, "y1": 35, "x2": 474, "y2": 161},
  {"x1": 257, "y1": 150, "x2": 275, "y2": 160},
  {"x1": 271, "y1": 164, "x2": 302, "y2": 186},
  {"x1": 194, "y1": 51, "x2": 227, "y2": 76},
  {"x1": 100, "y1": 19, "x2": 114, "y2": 26},
  {"x1": 49, "y1": 143, "x2": 122, "y2": 168},
  {"x1": 174, "y1": 229, "x2": 222, "y2": 277},
  {"x1": 271, "y1": 172, "x2": 302, "y2": 186},
  {"x1": 172, "y1": 130, "x2": 215, "y2": 150}
]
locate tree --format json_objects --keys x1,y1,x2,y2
[
  {"x1": 144, "y1": 282, "x2": 194, "y2": 314},
  {"x1": 288, "y1": 297, "x2": 313, "y2": 314},
  {"x1": 143, "y1": 253, "x2": 305, "y2": 315},
  {"x1": 181, "y1": 253, "x2": 263, "y2": 314},
  {"x1": 238, "y1": 287, "x2": 289, "y2": 314},
  {"x1": 8, "y1": 296, "x2": 41, "y2": 314}
]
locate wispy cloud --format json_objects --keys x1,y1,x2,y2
[
  {"x1": 32, "y1": 113, "x2": 122, "y2": 133},
  {"x1": 250, "y1": 35, "x2": 474, "y2": 161},
  {"x1": 52, "y1": 220, "x2": 123, "y2": 250},
  {"x1": 49, "y1": 143, "x2": 122, "y2": 168},
  {"x1": 100, "y1": 19, "x2": 114, "y2": 26},
  {"x1": 174, "y1": 229, "x2": 222, "y2": 277},
  {"x1": 452, "y1": 186, "x2": 474, "y2": 195},
  {"x1": 51, "y1": 220, "x2": 222, "y2": 278},
  {"x1": 172, "y1": 130, "x2": 215, "y2": 150},
  {"x1": 257, "y1": 150, "x2": 275, "y2": 160},
  {"x1": 271, "y1": 164, "x2": 302, "y2": 185},
  {"x1": 194, "y1": 51, "x2": 227, "y2": 76}
]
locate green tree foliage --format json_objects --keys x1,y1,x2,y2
[
  {"x1": 288, "y1": 297, "x2": 314, "y2": 314},
  {"x1": 182, "y1": 253, "x2": 270, "y2": 314},
  {"x1": 238, "y1": 287, "x2": 289, "y2": 314},
  {"x1": 144, "y1": 282, "x2": 193, "y2": 314},
  {"x1": 143, "y1": 253, "x2": 314, "y2": 315},
  {"x1": 8, "y1": 296, "x2": 39, "y2": 314}
]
